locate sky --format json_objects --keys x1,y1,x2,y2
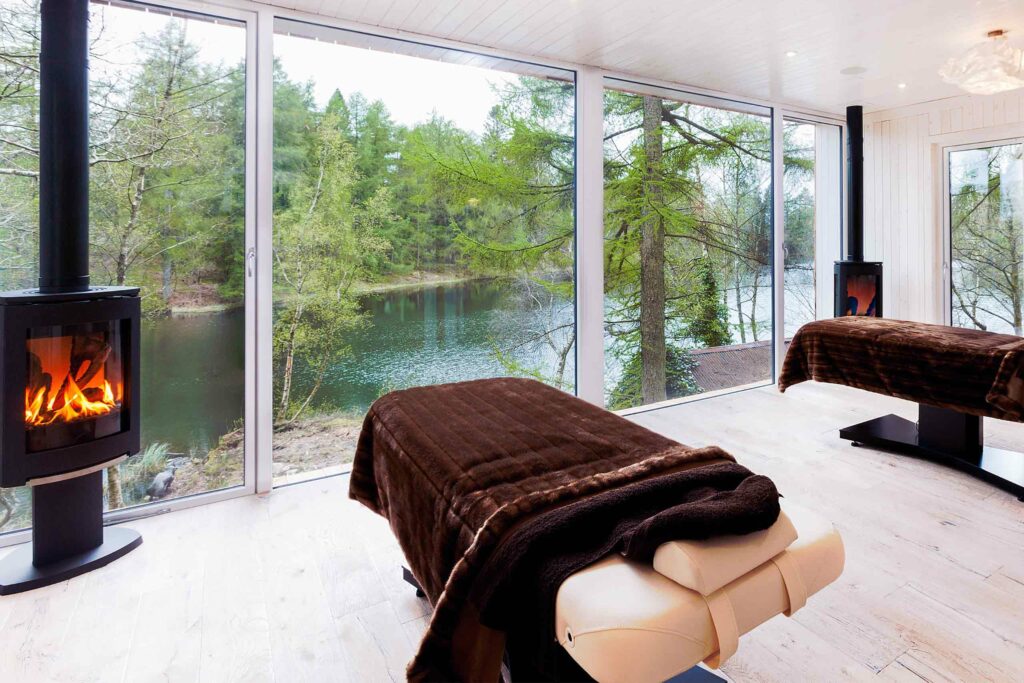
[{"x1": 87, "y1": 3, "x2": 523, "y2": 135}]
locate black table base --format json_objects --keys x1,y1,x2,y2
[{"x1": 840, "y1": 404, "x2": 1024, "y2": 501}]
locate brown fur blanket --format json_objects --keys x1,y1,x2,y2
[
  {"x1": 349, "y1": 378, "x2": 779, "y2": 682},
  {"x1": 780, "y1": 317, "x2": 1024, "y2": 420},
  {"x1": 474, "y1": 461, "x2": 779, "y2": 679}
]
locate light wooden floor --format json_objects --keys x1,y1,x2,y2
[{"x1": 1, "y1": 382, "x2": 1023, "y2": 682}]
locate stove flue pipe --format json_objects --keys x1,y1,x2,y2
[
  {"x1": 38, "y1": 0, "x2": 91, "y2": 293},
  {"x1": 845, "y1": 105, "x2": 864, "y2": 263}
]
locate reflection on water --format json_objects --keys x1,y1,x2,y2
[
  {"x1": 141, "y1": 280, "x2": 576, "y2": 455},
  {"x1": 140, "y1": 274, "x2": 819, "y2": 456},
  {"x1": 141, "y1": 308, "x2": 245, "y2": 455},
  {"x1": 300, "y1": 279, "x2": 576, "y2": 414}
]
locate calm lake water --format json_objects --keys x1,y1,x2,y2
[
  {"x1": 140, "y1": 308, "x2": 245, "y2": 455},
  {"x1": 140, "y1": 273, "x2": 819, "y2": 455},
  {"x1": 140, "y1": 280, "x2": 575, "y2": 454}
]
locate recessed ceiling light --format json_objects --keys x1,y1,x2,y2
[
  {"x1": 898, "y1": 82, "x2": 907, "y2": 89},
  {"x1": 785, "y1": 50, "x2": 798, "y2": 57}
]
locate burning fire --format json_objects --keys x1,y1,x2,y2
[
  {"x1": 25, "y1": 375, "x2": 118, "y2": 427},
  {"x1": 25, "y1": 334, "x2": 122, "y2": 429}
]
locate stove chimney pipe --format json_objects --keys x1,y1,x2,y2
[
  {"x1": 845, "y1": 105, "x2": 864, "y2": 262},
  {"x1": 38, "y1": 0, "x2": 91, "y2": 293}
]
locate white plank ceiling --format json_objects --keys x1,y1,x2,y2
[{"x1": 257, "y1": 0, "x2": 1024, "y2": 115}]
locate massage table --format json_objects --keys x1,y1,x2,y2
[
  {"x1": 555, "y1": 499, "x2": 845, "y2": 682},
  {"x1": 351, "y1": 377, "x2": 846, "y2": 681},
  {"x1": 781, "y1": 316, "x2": 1024, "y2": 501}
]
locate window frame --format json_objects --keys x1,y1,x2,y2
[
  {"x1": 1, "y1": 0, "x2": 849, "y2": 543},
  {"x1": 0, "y1": 0, "x2": 260, "y2": 546},
  {"x1": 941, "y1": 134, "x2": 1024, "y2": 329}
]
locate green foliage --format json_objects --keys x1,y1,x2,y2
[
  {"x1": 679, "y1": 256, "x2": 733, "y2": 348},
  {"x1": 0, "y1": 0, "x2": 41, "y2": 292},
  {"x1": 117, "y1": 441, "x2": 171, "y2": 505},
  {"x1": 607, "y1": 345, "x2": 700, "y2": 411},
  {"x1": 124, "y1": 441, "x2": 171, "y2": 482},
  {"x1": 603, "y1": 91, "x2": 772, "y2": 404},
  {"x1": 272, "y1": 110, "x2": 390, "y2": 424},
  {"x1": 0, "y1": 0, "x2": 831, "y2": 430}
]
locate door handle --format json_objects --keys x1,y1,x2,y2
[{"x1": 246, "y1": 247, "x2": 256, "y2": 277}]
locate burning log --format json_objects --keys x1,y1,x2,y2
[
  {"x1": 69, "y1": 332, "x2": 111, "y2": 387},
  {"x1": 25, "y1": 333, "x2": 119, "y2": 428},
  {"x1": 26, "y1": 351, "x2": 53, "y2": 422},
  {"x1": 52, "y1": 333, "x2": 111, "y2": 411}
]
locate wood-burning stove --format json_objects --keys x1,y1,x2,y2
[
  {"x1": 834, "y1": 105, "x2": 883, "y2": 318},
  {"x1": 834, "y1": 260, "x2": 882, "y2": 317},
  {"x1": 0, "y1": 287, "x2": 140, "y2": 486},
  {"x1": 0, "y1": 0, "x2": 142, "y2": 595}
]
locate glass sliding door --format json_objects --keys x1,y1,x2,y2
[
  {"x1": 271, "y1": 20, "x2": 576, "y2": 485},
  {"x1": 0, "y1": 0, "x2": 252, "y2": 534},
  {"x1": 948, "y1": 140, "x2": 1024, "y2": 334},
  {"x1": 782, "y1": 119, "x2": 842, "y2": 337},
  {"x1": 0, "y1": 0, "x2": 39, "y2": 532},
  {"x1": 602, "y1": 81, "x2": 773, "y2": 410}
]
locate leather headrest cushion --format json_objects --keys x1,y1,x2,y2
[{"x1": 652, "y1": 510, "x2": 798, "y2": 595}]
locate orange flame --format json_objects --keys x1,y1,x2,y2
[{"x1": 25, "y1": 374, "x2": 120, "y2": 428}]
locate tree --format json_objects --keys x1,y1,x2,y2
[
  {"x1": 681, "y1": 254, "x2": 732, "y2": 348},
  {"x1": 273, "y1": 110, "x2": 390, "y2": 425},
  {"x1": 402, "y1": 77, "x2": 577, "y2": 389},
  {"x1": 88, "y1": 22, "x2": 243, "y2": 314},
  {"x1": 603, "y1": 91, "x2": 772, "y2": 406},
  {"x1": 0, "y1": 0, "x2": 40, "y2": 291}
]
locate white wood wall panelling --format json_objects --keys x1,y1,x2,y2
[
  {"x1": 864, "y1": 90, "x2": 1024, "y2": 324},
  {"x1": 812, "y1": 123, "x2": 842, "y2": 319},
  {"x1": 426, "y1": 1, "x2": 475, "y2": 37}
]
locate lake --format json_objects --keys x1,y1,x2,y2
[
  {"x1": 140, "y1": 279, "x2": 575, "y2": 454},
  {"x1": 140, "y1": 273, "x2": 820, "y2": 455}
]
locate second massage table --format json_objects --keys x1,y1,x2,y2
[{"x1": 781, "y1": 316, "x2": 1024, "y2": 500}]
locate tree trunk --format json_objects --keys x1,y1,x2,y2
[
  {"x1": 106, "y1": 466, "x2": 123, "y2": 510},
  {"x1": 277, "y1": 300, "x2": 304, "y2": 419},
  {"x1": 749, "y1": 273, "x2": 760, "y2": 341},
  {"x1": 639, "y1": 96, "x2": 667, "y2": 404},
  {"x1": 161, "y1": 222, "x2": 173, "y2": 303},
  {"x1": 1012, "y1": 256, "x2": 1021, "y2": 336},
  {"x1": 733, "y1": 265, "x2": 746, "y2": 343}
]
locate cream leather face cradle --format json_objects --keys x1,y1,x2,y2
[{"x1": 554, "y1": 501, "x2": 846, "y2": 683}]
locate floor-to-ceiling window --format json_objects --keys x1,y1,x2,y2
[
  {"x1": 948, "y1": 140, "x2": 1024, "y2": 334},
  {"x1": 0, "y1": 3, "x2": 848, "y2": 528},
  {"x1": 271, "y1": 21, "x2": 576, "y2": 485},
  {"x1": 0, "y1": 0, "x2": 250, "y2": 534},
  {"x1": 783, "y1": 119, "x2": 843, "y2": 336},
  {"x1": 602, "y1": 80, "x2": 773, "y2": 410}
]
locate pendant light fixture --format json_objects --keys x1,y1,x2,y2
[{"x1": 939, "y1": 30, "x2": 1024, "y2": 95}]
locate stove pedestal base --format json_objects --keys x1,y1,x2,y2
[
  {"x1": 0, "y1": 526, "x2": 141, "y2": 595},
  {"x1": 0, "y1": 470, "x2": 141, "y2": 595}
]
